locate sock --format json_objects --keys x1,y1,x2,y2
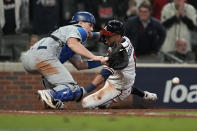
[
  {"x1": 84, "y1": 83, "x2": 96, "y2": 94},
  {"x1": 131, "y1": 87, "x2": 145, "y2": 97}
]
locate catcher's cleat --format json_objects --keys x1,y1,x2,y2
[
  {"x1": 43, "y1": 102, "x2": 52, "y2": 109},
  {"x1": 143, "y1": 91, "x2": 158, "y2": 102},
  {"x1": 52, "y1": 99, "x2": 65, "y2": 109},
  {"x1": 37, "y1": 90, "x2": 64, "y2": 109}
]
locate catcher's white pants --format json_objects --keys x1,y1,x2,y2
[{"x1": 82, "y1": 81, "x2": 131, "y2": 109}]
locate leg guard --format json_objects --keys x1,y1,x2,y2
[
  {"x1": 50, "y1": 84, "x2": 83, "y2": 102},
  {"x1": 73, "y1": 88, "x2": 83, "y2": 102}
]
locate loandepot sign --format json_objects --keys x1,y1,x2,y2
[
  {"x1": 163, "y1": 80, "x2": 197, "y2": 103},
  {"x1": 134, "y1": 65, "x2": 197, "y2": 108}
]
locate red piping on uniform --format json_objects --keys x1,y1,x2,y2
[
  {"x1": 100, "y1": 29, "x2": 117, "y2": 36},
  {"x1": 103, "y1": 66, "x2": 114, "y2": 74}
]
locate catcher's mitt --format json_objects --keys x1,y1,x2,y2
[{"x1": 108, "y1": 44, "x2": 129, "y2": 70}]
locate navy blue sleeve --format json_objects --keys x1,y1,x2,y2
[{"x1": 99, "y1": 68, "x2": 113, "y2": 80}]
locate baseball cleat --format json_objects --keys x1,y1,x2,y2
[
  {"x1": 143, "y1": 91, "x2": 158, "y2": 102},
  {"x1": 37, "y1": 90, "x2": 64, "y2": 109},
  {"x1": 37, "y1": 90, "x2": 56, "y2": 109},
  {"x1": 53, "y1": 99, "x2": 65, "y2": 109}
]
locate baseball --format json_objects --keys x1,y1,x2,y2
[
  {"x1": 172, "y1": 77, "x2": 180, "y2": 84},
  {"x1": 104, "y1": 57, "x2": 109, "y2": 61}
]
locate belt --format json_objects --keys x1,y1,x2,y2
[
  {"x1": 50, "y1": 35, "x2": 65, "y2": 47},
  {"x1": 37, "y1": 46, "x2": 47, "y2": 50}
]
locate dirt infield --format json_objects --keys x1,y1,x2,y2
[
  {"x1": 1, "y1": 94, "x2": 197, "y2": 118},
  {"x1": 1, "y1": 109, "x2": 197, "y2": 118}
]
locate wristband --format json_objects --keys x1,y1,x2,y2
[
  {"x1": 99, "y1": 68, "x2": 112, "y2": 80},
  {"x1": 85, "y1": 83, "x2": 96, "y2": 94},
  {"x1": 87, "y1": 61, "x2": 102, "y2": 69}
]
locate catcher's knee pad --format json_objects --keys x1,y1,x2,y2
[
  {"x1": 73, "y1": 88, "x2": 83, "y2": 102},
  {"x1": 51, "y1": 85, "x2": 83, "y2": 102}
]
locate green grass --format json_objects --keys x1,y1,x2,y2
[{"x1": 0, "y1": 114, "x2": 197, "y2": 131}]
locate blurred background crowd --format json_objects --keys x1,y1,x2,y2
[{"x1": 0, "y1": 0, "x2": 197, "y2": 64}]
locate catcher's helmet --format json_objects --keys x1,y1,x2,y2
[
  {"x1": 70, "y1": 11, "x2": 95, "y2": 24},
  {"x1": 100, "y1": 20, "x2": 125, "y2": 36}
]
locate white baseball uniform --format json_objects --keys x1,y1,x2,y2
[{"x1": 82, "y1": 36, "x2": 136, "y2": 108}]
